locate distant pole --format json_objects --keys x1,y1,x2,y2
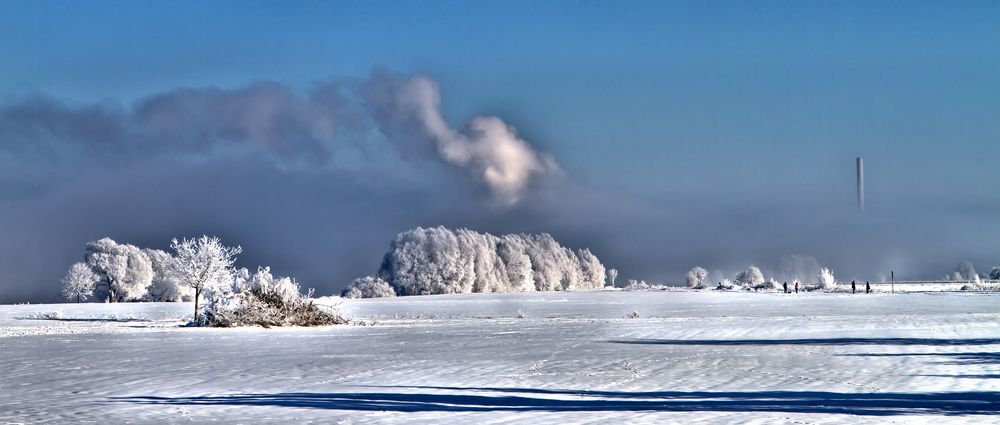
[
  {"x1": 857, "y1": 157, "x2": 865, "y2": 211},
  {"x1": 891, "y1": 270, "x2": 894, "y2": 294}
]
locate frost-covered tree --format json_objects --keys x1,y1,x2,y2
[
  {"x1": 61, "y1": 262, "x2": 98, "y2": 302},
  {"x1": 951, "y1": 261, "x2": 979, "y2": 282},
  {"x1": 342, "y1": 276, "x2": 396, "y2": 298},
  {"x1": 85, "y1": 238, "x2": 126, "y2": 302},
  {"x1": 378, "y1": 226, "x2": 606, "y2": 296},
  {"x1": 85, "y1": 238, "x2": 154, "y2": 302},
  {"x1": 607, "y1": 268, "x2": 618, "y2": 287},
  {"x1": 496, "y1": 234, "x2": 534, "y2": 291},
  {"x1": 817, "y1": 267, "x2": 836, "y2": 289},
  {"x1": 990, "y1": 266, "x2": 1000, "y2": 280},
  {"x1": 167, "y1": 235, "x2": 242, "y2": 323},
  {"x1": 686, "y1": 266, "x2": 709, "y2": 288},
  {"x1": 735, "y1": 266, "x2": 765, "y2": 287},
  {"x1": 577, "y1": 249, "x2": 606, "y2": 289},
  {"x1": 143, "y1": 248, "x2": 192, "y2": 302}
]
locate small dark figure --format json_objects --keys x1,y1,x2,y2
[
  {"x1": 794, "y1": 281, "x2": 799, "y2": 293},
  {"x1": 852, "y1": 280, "x2": 856, "y2": 294},
  {"x1": 865, "y1": 281, "x2": 871, "y2": 294},
  {"x1": 783, "y1": 281, "x2": 788, "y2": 294}
]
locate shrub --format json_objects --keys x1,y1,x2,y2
[
  {"x1": 341, "y1": 276, "x2": 396, "y2": 299},
  {"x1": 202, "y1": 267, "x2": 346, "y2": 327}
]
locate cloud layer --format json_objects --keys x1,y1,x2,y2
[{"x1": 0, "y1": 70, "x2": 569, "y2": 302}]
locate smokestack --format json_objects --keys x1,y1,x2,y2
[{"x1": 857, "y1": 157, "x2": 864, "y2": 211}]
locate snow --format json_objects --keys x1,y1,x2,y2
[{"x1": 2, "y1": 291, "x2": 999, "y2": 424}]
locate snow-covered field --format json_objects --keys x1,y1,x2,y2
[{"x1": 2, "y1": 291, "x2": 998, "y2": 424}]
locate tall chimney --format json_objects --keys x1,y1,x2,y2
[{"x1": 857, "y1": 157, "x2": 864, "y2": 211}]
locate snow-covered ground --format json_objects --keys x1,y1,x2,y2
[{"x1": 2, "y1": 291, "x2": 998, "y2": 424}]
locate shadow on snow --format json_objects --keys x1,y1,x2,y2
[
  {"x1": 839, "y1": 352, "x2": 1000, "y2": 365},
  {"x1": 607, "y1": 337, "x2": 1000, "y2": 347},
  {"x1": 114, "y1": 388, "x2": 1000, "y2": 416}
]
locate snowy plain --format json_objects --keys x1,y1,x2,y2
[{"x1": 1, "y1": 290, "x2": 998, "y2": 424}]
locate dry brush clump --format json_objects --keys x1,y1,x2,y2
[{"x1": 202, "y1": 267, "x2": 346, "y2": 328}]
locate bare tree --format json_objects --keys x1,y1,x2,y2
[{"x1": 607, "y1": 268, "x2": 619, "y2": 287}]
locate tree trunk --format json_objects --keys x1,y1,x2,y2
[
  {"x1": 76, "y1": 294, "x2": 80, "y2": 303},
  {"x1": 106, "y1": 280, "x2": 116, "y2": 303},
  {"x1": 193, "y1": 287, "x2": 201, "y2": 324}
]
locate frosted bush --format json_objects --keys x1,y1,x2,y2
[
  {"x1": 622, "y1": 279, "x2": 649, "y2": 291},
  {"x1": 753, "y1": 278, "x2": 780, "y2": 291},
  {"x1": 202, "y1": 267, "x2": 345, "y2": 327},
  {"x1": 716, "y1": 279, "x2": 736, "y2": 290},
  {"x1": 621, "y1": 279, "x2": 667, "y2": 291},
  {"x1": 21, "y1": 311, "x2": 64, "y2": 320},
  {"x1": 342, "y1": 276, "x2": 396, "y2": 299}
]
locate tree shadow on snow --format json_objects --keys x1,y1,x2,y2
[
  {"x1": 839, "y1": 352, "x2": 1000, "y2": 365},
  {"x1": 916, "y1": 374, "x2": 1000, "y2": 379},
  {"x1": 607, "y1": 337, "x2": 1000, "y2": 347},
  {"x1": 114, "y1": 388, "x2": 1000, "y2": 416}
]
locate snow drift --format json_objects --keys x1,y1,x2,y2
[{"x1": 376, "y1": 226, "x2": 606, "y2": 296}]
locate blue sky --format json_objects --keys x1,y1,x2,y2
[{"x1": 0, "y1": 1, "x2": 998, "y2": 301}]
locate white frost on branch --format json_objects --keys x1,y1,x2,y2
[
  {"x1": 61, "y1": 262, "x2": 98, "y2": 302},
  {"x1": 167, "y1": 235, "x2": 242, "y2": 322},
  {"x1": 85, "y1": 238, "x2": 153, "y2": 302},
  {"x1": 142, "y1": 248, "x2": 192, "y2": 302}
]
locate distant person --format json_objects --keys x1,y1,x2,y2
[
  {"x1": 852, "y1": 280, "x2": 856, "y2": 294},
  {"x1": 783, "y1": 281, "x2": 788, "y2": 294},
  {"x1": 866, "y1": 281, "x2": 871, "y2": 294},
  {"x1": 795, "y1": 281, "x2": 799, "y2": 293}
]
